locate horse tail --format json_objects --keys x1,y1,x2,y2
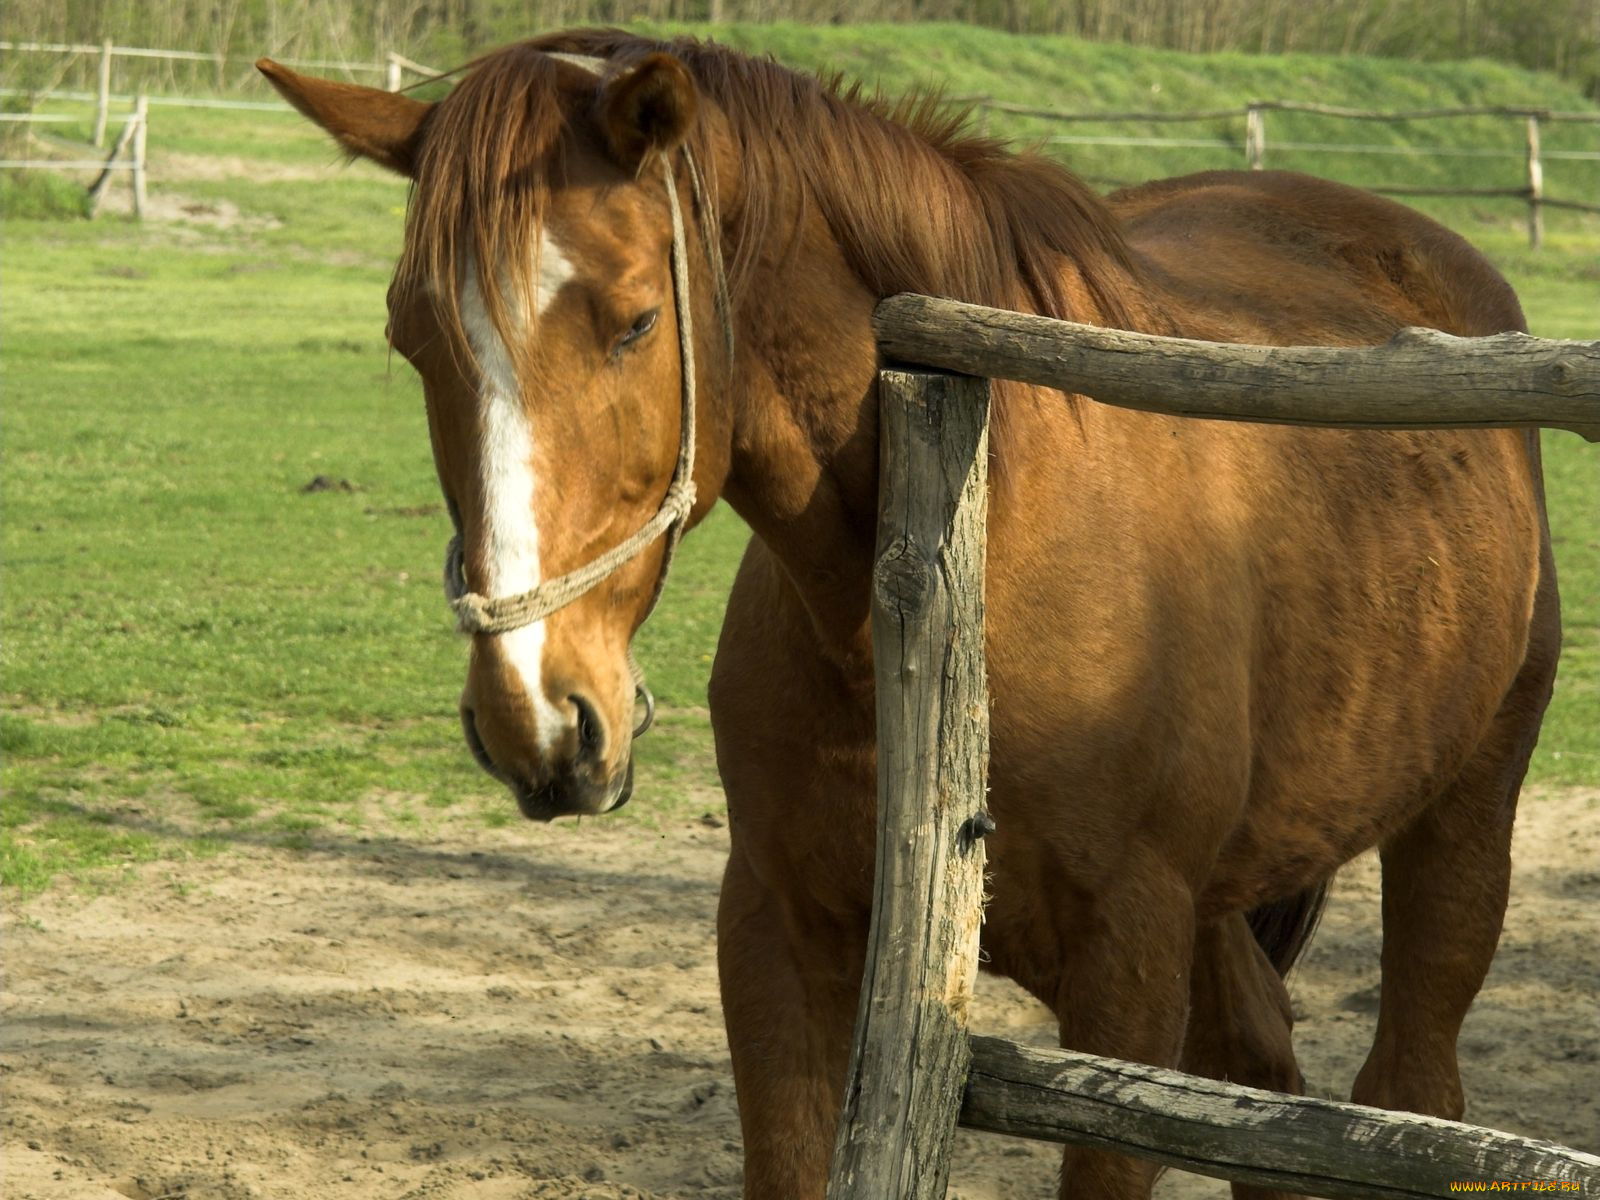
[{"x1": 1246, "y1": 881, "x2": 1330, "y2": 977}]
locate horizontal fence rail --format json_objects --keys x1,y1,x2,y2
[
  {"x1": 1, "y1": 87, "x2": 303, "y2": 113},
  {"x1": 968, "y1": 95, "x2": 1600, "y2": 243},
  {"x1": 874, "y1": 294, "x2": 1600, "y2": 441},
  {"x1": 0, "y1": 39, "x2": 399, "y2": 74},
  {"x1": 982, "y1": 99, "x2": 1600, "y2": 123},
  {"x1": 0, "y1": 40, "x2": 442, "y2": 134},
  {"x1": 962, "y1": 1036, "x2": 1600, "y2": 1197}
]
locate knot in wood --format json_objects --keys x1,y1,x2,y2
[
  {"x1": 1538, "y1": 356, "x2": 1582, "y2": 393},
  {"x1": 874, "y1": 536, "x2": 934, "y2": 615}
]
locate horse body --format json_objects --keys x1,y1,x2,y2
[
  {"x1": 710, "y1": 176, "x2": 1555, "y2": 1196},
  {"x1": 262, "y1": 35, "x2": 1560, "y2": 1199}
]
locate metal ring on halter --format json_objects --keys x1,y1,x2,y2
[{"x1": 633, "y1": 681, "x2": 657, "y2": 738}]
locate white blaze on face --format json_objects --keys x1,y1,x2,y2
[{"x1": 460, "y1": 236, "x2": 577, "y2": 752}]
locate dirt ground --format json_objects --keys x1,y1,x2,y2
[{"x1": 4, "y1": 786, "x2": 1596, "y2": 1200}]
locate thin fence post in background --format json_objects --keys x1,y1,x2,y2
[
  {"x1": 1525, "y1": 114, "x2": 1544, "y2": 249},
  {"x1": 385, "y1": 52, "x2": 402, "y2": 92},
  {"x1": 85, "y1": 105, "x2": 138, "y2": 218},
  {"x1": 1246, "y1": 104, "x2": 1265, "y2": 169},
  {"x1": 93, "y1": 39, "x2": 113, "y2": 147},
  {"x1": 132, "y1": 93, "x2": 148, "y2": 219}
]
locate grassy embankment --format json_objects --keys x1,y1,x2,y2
[{"x1": 4, "y1": 24, "x2": 1596, "y2": 895}]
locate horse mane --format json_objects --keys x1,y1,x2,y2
[
  {"x1": 535, "y1": 30, "x2": 1137, "y2": 326},
  {"x1": 393, "y1": 43, "x2": 572, "y2": 376},
  {"x1": 397, "y1": 29, "x2": 1142, "y2": 370}
]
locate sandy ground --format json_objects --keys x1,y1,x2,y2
[{"x1": 4, "y1": 786, "x2": 1596, "y2": 1200}]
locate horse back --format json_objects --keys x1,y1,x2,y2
[
  {"x1": 1049, "y1": 171, "x2": 1557, "y2": 905},
  {"x1": 1110, "y1": 170, "x2": 1528, "y2": 344}
]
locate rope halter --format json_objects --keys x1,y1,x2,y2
[{"x1": 443, "y1": 140, "x2": 715, "y2": 738}]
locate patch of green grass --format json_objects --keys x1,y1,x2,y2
[
  {"x1": 0, "y1": 171, "x2": 89, "y2": 220},
  {"x1": 4, "y1": 29, "x2": 1597, "y2": 898},
  {"x1": 0, "y1": 209, "x2": 744, "y2": 897}
]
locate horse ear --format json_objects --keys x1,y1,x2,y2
[
  {"x1": 596, "y1": 54, "x2": 698, "y2": 170},
  {"x1": 256, "y1": 58, "x2": 431, "y2": 178}
]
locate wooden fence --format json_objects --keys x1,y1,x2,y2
[
  {"x1": 968, "y1": 97, "x2": 1600, "y2": 248},
  {"x1": 0, "y1": 40, "x2": 440, "y2": 134},
  {"x1": 829, "y1": 293, "x2": 1600, "y2": 1196},
  {"x1": 6, "y1": 39, "x2": 1596, "y2": 243},
  {"x1": 0, "y1": 94, "x2": 147, "y2": 217}
]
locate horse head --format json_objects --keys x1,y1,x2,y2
[{"x1": 261, "y1": 47, "x2": 727, "y2": 820}]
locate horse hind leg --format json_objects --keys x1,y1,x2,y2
[
  {"x1": 1351, "y1": 604, "x2": 1558, "y2": 1119},
  {"x1": 1182, "y1": 908, "x2": 1310, "y2": 1200},
  {"x1": 1045, "y1": 859, "x2": 1201, "y2": 1199}
]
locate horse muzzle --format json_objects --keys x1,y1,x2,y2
[
  {"x1": 460, "y1": 702, "x2": 634, "y2": 821},
  {"x1": 512, "y1": 755, "x2": 634, "y2": 822}
]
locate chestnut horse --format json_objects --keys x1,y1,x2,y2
[{"x1": 262, "y1": 32, "x2": 1560, "y2": 1199}]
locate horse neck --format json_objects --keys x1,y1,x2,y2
[
  {"x1": 712, "y1": 195, "x2": 884, "y2": 670},
  {"x1": 705, "y1": 108, "x2": 1137, "y2": 668}
]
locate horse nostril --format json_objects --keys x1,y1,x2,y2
[{"x1": 570, "y1": 693, "x2": 604, "y2": 763}]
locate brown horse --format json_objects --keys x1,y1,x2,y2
[{"x1": 262, "y1": 32, "x2": 1561, "y2": 1199}]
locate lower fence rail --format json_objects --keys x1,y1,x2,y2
[{"x1": 962, "y1": 1035, "x2": 1600, "y2": 1198}]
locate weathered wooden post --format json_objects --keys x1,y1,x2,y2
[
  {"x1": 1525, "y1": 113, "x2": 1544, "y2": 249},
  {"x1": 93, "y1": 39, "x2": 113, "y2": 148},
  {"x1": 131, "y1": 93, "x2": 148, "y2": 220},
  {"x1": 85, "y1": 106, "x2": 141, "y2": 218},
  {"x1": 1246, "y1": 103, "x2": 1265, "y2": 169},
  {"x1": 826, "y1": 368, "x2": 992, "y2": 1199}
]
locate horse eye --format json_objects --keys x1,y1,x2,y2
[{"x1": 616, "y1": 308, "x2": 659, "y2": 352}]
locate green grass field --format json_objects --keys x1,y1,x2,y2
[{"x1": 4, "y1": 25, "x2": 1597, "y2": 896}]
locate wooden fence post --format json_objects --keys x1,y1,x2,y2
[
  {"x1": 826, "y1": 368, "x2": 992, "y2": 1199},
  {"x1": 85, "y1": 106, "x2": 139, "y2": 217},
  {"x1": 131, "y1": 93, "x2": 147, "y2": 219},
  {"x1": 93, "y1": 39, "x2": 113, "y2": 148},
  {"x1": 1526, "y1": 113, "x2": 1544, "y2": 249},
  {"x1": 1246, "y1": 103, "x2": 1265, "y2": 169},
  {"x1": 385, "y1": 52, "x2": 402, "y2": 92}
]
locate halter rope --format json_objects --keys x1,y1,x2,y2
[{"x1": 442, "y1": 140, "x2": 715, "y2": 736}]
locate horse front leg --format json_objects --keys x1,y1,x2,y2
[{"x1": 719, "y1": 845, "x2": 866, "y2": 1199}]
